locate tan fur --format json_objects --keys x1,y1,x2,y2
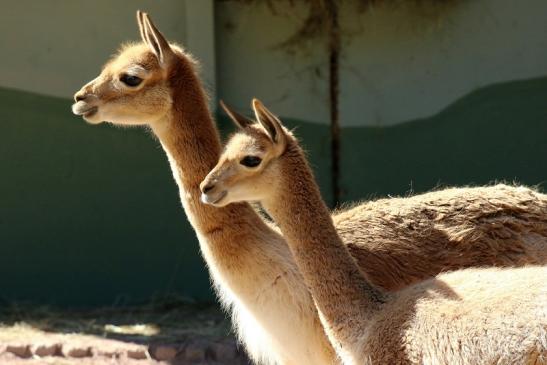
[
  {"x1": 202, "y1": 99, "x2": 547, "y2": 364},
  {"x1": 336, "y1": 183, "x2": 547, "y2": 291},
  {"x1": 72, "y1": 12, "x2": 547, "y2": 365}
]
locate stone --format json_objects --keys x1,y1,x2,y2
[
  {"x1": 150, "y1": 344, "x2": 179, "y2": 361},
  {"x1": 6, "y1": 344, "x2": 31, "y2": 358},
  {"x1": 33, "y1": 343, "x2": 59, "y2": 357},
  {"x1": 127, "y1": 348, "x2": 148, "y2": 360},
  {"x1": 65, "y1": 346, "x2": 92, "y2": 358},
  {"x1": 184, "y1": 342, "x2": 206, "y2": 362},
  {"x1": 210, "y1": 341, "x2": 237, "y2": 361}
]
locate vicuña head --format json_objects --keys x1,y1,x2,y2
[
  {"x1": 200, "y1": 99, "x2": 297, "y2": 207},
  {"x1": 72, "y1": 11, "x2": 192, "y2": 126}
]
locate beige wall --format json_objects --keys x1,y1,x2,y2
[
  {"x1": 1, "y1": 0, "x2": 546, "y2": 126},
  {"x1": 0, "y1": 0, "x2": 215, "y2": 100},
  {"x1": 215, "y1": 1, "x2": 329, "y2": 124},
  {"x1": 216, "y1": 0, "x2": 547, "y2": 126}
]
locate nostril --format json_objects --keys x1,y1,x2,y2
[
  {"x1": 75, "y1": 94, "x2": 86, "y2": 102},
  {"x1": 202, "y1": 184, "x2": 215, "y2": 194}
]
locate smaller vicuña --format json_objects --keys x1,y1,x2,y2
[{"x1": 201, "y1": 99, "x2": 547, "y2": 365}]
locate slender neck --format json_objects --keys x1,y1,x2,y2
[
  {"x1": 150, "y1": 58, "x2": 263, "y2": 252},
  {"x1": 264, "y1": 143, "x2": 385, "y2": 348}
]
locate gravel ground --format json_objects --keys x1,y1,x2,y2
[{"x1": 0, "y1": 300, "x2": 251, "y2": 365}]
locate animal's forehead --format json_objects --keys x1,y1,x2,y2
[
  {"x1": 224, "y1": 130, "x2": 270, "y2": 157},
  {"x1": 104, "y1": 43, "x2": 159, "y2": 72}
]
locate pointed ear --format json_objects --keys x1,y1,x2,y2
[
  {"x1": 141, "y1": 12, "x2": 175, "y2": 64},
  {"x1": 136, "y1": 10, "x2": 147, "y2": 43},
  {"x1": 252, "y1": 99, "x2": 287, "y2": 149},
  {"x1": 220, "y1": 100, "x2": 254, "y2": 129}
]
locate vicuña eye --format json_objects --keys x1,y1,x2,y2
[
  {"x1": 120, "y1": 74, "x2": 142, "y2": 87},
  {"x1": 240, "y1": 156, "x2": 262, "y2": 168}
]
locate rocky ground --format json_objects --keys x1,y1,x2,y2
[{"x1": 0, "y1": 300, "x2": 250, "y2": 365}]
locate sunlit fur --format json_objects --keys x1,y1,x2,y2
[
  {"x1": 202, "y1": 100, "x2": 547, "y2": 364},
  {"x1": 73, "y1": 12, "x2": 547, "y2": 365},
  {"x1": 200, "y1": 129, "x2": 284, "y2": 206},
  {"x1": 73, "y1": 43, "x2": 176, "y2": 126}
]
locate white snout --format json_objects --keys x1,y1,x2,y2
[
  {"x1": 72, "y1": 101, "x2": 98, "y2": 117},
  {"x1": 201, "y1": 191, "x2": 227, "y2": 205}
]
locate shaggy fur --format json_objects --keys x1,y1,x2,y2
[
  {"x1": 73, "y1": 12, "x2": 547, "y2": 365},
  {"x1": 202, "y1": 99, "x2": 547, "y2": 364},
  {"x1": 336, "y1": 184, "x2": 547, "y2": 290}
]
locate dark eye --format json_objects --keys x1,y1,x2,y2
[
  {"x1": 120, "y1": 74, "x2": 142, "y2": 87},
  {"x1": 240, "y1": 156, "x2": 262, "y2": 168}
]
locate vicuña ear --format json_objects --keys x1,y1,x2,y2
[
  {"x1": 139, "y1": 11, "x2": 174, "y2": 65},
  {"x1": 220, "y1": 100, "x2": 254, "y2": 129},
  {"x1": 136, "y1": 10, "x2": 147, "y2": 44},
  {"x1": 252, "y1": 99, "x2": 287, "y2": 149}
]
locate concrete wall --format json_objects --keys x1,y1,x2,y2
[
  {"x1": 216, "y1": 0, "x2": 547, "y2": 126},
  {"x1": 4, "y1": 0, "x2": 546, "y2": 125},
  {"x1": 1, "y1": 0, "x2": 546, "y2": 306},
  {"x1": 0, "y1": 0, "x2": 215, "y2": 100}
]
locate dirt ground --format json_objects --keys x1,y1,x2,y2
[{"x1": 0, "y1": 299, "x2": 250, "y2": 365}]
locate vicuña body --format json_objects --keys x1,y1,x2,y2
[
  {"x1": 72, "y1": 12, "x2": 547, "y2": 364},
  {"x1": 201, "y1": 99, "x2": 547, "y2": 364}
]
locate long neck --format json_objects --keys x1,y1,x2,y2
[
  {"x1": 264, "y1": 143, "x2": 385, "y2": 352},
  {"x1": 149, "y1": 63, "x2": 339, "y2": 365},
  {"x1": 151, "y1": 59, "x2": 265, "y2": 265}
]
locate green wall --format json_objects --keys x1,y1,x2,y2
[
  {"x1": 1, "y1": 75, "x2": 546, "y2": 306},
  {"x1": 0, "y1": 87, "x2": 210, "y2": 306},
  {"x1": 340, "y1": 76, "x2": 547, "y2": 202}
]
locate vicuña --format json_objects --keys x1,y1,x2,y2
[
  {"x1": 72, "y1": 12, "x2": 547, "y2": 365},
  {"x1": 201, "y1": 99, "x2": 547, "y2": 364}
]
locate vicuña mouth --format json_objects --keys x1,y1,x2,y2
[
  {"x1": 202, "y1": 191, "x2": 227, "y2": 205},
  {"x1": 83, "y1": 107, "x2": 98, "y2": 118},
  {"x1": 72, "y1": 102, "x2": 98, "y2": 118}
]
